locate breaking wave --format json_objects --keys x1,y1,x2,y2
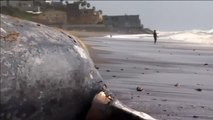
[
  {"x1": 105, "y1": 29, "x2": 213, "y2": 45},
  {"x1": 160, "y1": 29, "x2": 213, "y2": 44}
]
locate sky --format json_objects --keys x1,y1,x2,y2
[{"x1": 88, "y1": 1, "x2": 213, "y2": 31}]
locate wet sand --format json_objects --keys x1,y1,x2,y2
[
  {"x1": 82, "y1": 36, "x2": 213, "y2": 120},
  {"x1": 68, "y1": 30, "x2": 114, "y2": 38}
]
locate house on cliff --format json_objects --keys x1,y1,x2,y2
[
  {"x1": 0, "y1": 0, "x2": 40, "y2": 13},
  {"x1": 103, "y1": 15, "x2": 144, "y2": 32},
  {"x1": 66, "y1": 2, "x2": 102, "y2": 24}
]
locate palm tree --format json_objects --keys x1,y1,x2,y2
[
  {"x1": 98, "y1": 10, "x2": 102, "y2": 14},
  {"x1": 92, "y1": 6, "x2": 95, "y2": 10},
  {"x1": 86, "y1": 3, "x2": 90, "y2": 8}
]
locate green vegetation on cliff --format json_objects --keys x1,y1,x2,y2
[{"x1": 1, "y1": 6, "x2": 36, "y2": 20}]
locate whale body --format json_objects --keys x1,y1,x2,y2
[{"x1": 0, "y1": 14, "x2": 156, "y2": 120}]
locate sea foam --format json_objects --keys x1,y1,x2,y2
[{"x1": 105, "y1": 29, "x2": 213, "y2": 45}]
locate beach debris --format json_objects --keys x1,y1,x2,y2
[
  {"x1": 136, "y1": 86, "x2": 143, "y2": 91},
  {"x1": 178, "y1": 106, "x2": 184, "y2": 109},
  {"x1": 193, "y1": 115, "x2": 199, "y2": 118},
  {"x1": 0, "y1": 14, "x2": 157, "y2": 120},
  {"x1": 106, "y1": 70, "x2": 110, "y2": 72},
  {"x1": 112, "y1": 75, "x2": 116, "y2": 78},
  {"x1": 120, "y1": 68, "x2": 124, "y2": 71},
  {"x1": 174, "y1": 83, "x2": 180, "y2": 87},
  {"x1": 195, "y1": 88, "x2": 202, "y2": 92},
  {"x1": 203, "y1": 63, "x2": 208, "y2": 66},
  {"x1": 162, "y1": 99, "x2": 168, "y2": 102},
  {"x1": 145, "y1": 68, "x2": 149, "y2": 70}
]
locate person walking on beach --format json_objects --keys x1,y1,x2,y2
[{"x1": 153, "y1": 30, "x2": 158, "y2": 44}]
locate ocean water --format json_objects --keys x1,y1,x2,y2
[{"x1": 105, "y1": 29, "x2": 213, "y2": 45}]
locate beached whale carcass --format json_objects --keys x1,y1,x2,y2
[{"x1": 0, "y1": 14, "x2": 156, "y2": 120}]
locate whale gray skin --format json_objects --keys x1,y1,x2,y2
[{"x1": 0, "y1": 14, "x2": 156, "y2": 120}]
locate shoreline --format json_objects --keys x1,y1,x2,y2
[{"x1": 67, "y1": 30, "x2": 112, "y2": 38}]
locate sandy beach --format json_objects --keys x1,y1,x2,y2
[
  {"x1": 75, "y1": 32, "x2": 213, "y2": 120},
  {"x1": 1, "y1": 1, "x2": 213, "y2": 119}
]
